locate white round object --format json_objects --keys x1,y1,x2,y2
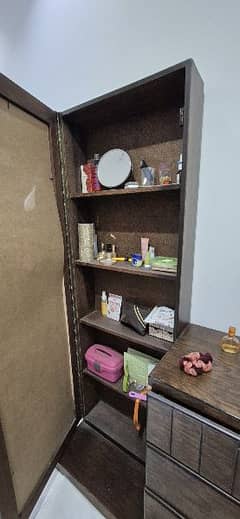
[{"x1": 97, "y1": 148, "x2": 131, "y2": 188}]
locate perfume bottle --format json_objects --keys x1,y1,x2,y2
[
  {"x1": 221, "y1": 326, "x2": 240, "y2": 354},
  {"x1": 101, "y1": 290, "x2": 108, "y2": 317}
]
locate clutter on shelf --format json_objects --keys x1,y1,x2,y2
[{"x1": 79, "y1": 148, "x2": 183, "y2": 193}]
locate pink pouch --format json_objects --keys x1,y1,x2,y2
[{"x1": 85, "y1": 344, "x2": 124, "y2": 383}]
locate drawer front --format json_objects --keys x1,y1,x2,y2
[
  {"x1": 200, "y1": 425, "x2": 239, "y2": 493},
  {"x1": 171, "y1": 409, "x2": 202, "y2": 472},
  {"x1": 147, "y1": 395, "x2": 172, "y2": 454},
  {"x1": 233, "y1": 450, "x2": 240, "y2": 500},
  {"x1": 146, "y1": 446, "x2": 240, "y2": 519},
  {"x1": 147, "y1": 394, "x2": 240, "y2": 496},
  {"x1": 144, "y1": 490, "x2": 183, "y2": 519}
]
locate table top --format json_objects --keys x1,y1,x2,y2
[{"x1": 150, "y1": 324, "x2": 240, "y2": 433}]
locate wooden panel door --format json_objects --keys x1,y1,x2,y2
[{"x1": 0, "y1": 92, "x2": 76, "y2": 517}]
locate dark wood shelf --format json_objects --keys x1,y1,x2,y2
[
  {"x1": 75, "y1": 259, "x2": 177, "y2": 280},
  {"x1": 59, "y1": 422, "x2": 144, "y2": 519},
  {"x1": 80, "y1": 310, "x2": 171, "y2": 354},
  {"x1": 85, "y1": 400, "x2": 145, "y2": 462},
  {"x1": 70, "y1": 184, "x2": 180, "y2": 199},
  {"x1": 84, "y1": 368, "x2": 147, "y2": 408}
]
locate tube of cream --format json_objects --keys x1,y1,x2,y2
[{"x1": 141, "y1": 237, "x2": 149, "y2": 261}]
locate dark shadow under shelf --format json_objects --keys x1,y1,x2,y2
[
  {"x1": 84, "y1": 368, "x2": 146, "y2": 408},
  {"x1": 75, "y1": 259, "x2": 177, "y2": 280},
  {"x1": 85, "y1": 400, "x2": 146, "y2": 463},
  {"x1": 59, "y1": 422, "x2": 144, "y2": 519},
  {"x1": 70, "y1": 184, "x2": 180, "y2": 199},
  {"x1": 80, "y1": 310, "x2": 172, "y2": 354}
]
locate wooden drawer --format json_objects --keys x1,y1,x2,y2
[
  {"x1": 144, "y1": 490, "x2": 184, "y2": 518},
  {"x1": 147, "y1": 393, "x2": 240, "y2": 496},
  {"x1": 147, "y1": 395, "x2": 172, "y2": 454},
  {"x1": 146, "y1": 446, "x2": 240, "y2": 519}
]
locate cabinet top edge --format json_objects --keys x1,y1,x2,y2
[{"x1": 61, "y1": 59, "x2": 198, "y2": 119}]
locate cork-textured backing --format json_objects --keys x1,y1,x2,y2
[{"x1": 0, "y1": 98, "x2": 75, "y2": 512}]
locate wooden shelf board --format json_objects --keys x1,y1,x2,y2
[
  {"x1": 80, "y1": 310, "x2": 171, "y2": 354},
  {"x1": 59, "y1": 422, "x2": 144, "y2": 519},
  {"x1": 83, "y1": 368, "x2": 146, "y2": 408},
  {"x1": 70, "y1": 184, "x2": 180, "y2": 199},
  {"x1": 85, "y1": 400, "x2": 146, "y2": 462},
  {"x1": 75, "y1": 259, "x2": 177, "y2": 280}
]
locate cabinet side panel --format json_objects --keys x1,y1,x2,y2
[
  {"x1": 176, "y1": 63, "x2": 204, "y2": 333},
  {"x1": 0, "y1": 99, "x2": 75, "y2": 512}
]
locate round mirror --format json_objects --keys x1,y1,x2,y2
[{"x1": 97, "y1": 148, "x2": 131, "y2": 188}]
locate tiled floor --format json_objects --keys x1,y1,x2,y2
[{"x1": 30, "y1": 469, "x2": 106, "y2": 519}]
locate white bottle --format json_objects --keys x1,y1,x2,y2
[{"x1": 176, "y1": 153, "x2": 183, "y2": 184}]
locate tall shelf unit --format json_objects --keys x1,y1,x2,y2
[{"x1": 58, "y1": 60, "x2": 203, "y2": 519}]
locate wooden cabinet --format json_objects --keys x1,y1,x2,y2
[
  {"x1": 145, "y1": 393, "x2": 240, "y2": 518},
  {"x1": 0, "y1": 60, "x2": 203, "y2": 519}
]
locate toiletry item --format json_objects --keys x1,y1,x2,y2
[
  {"x1": 221, "y1": 326, "x2": 240, "y2": 353},
  {"x1": 112, "y1": 244, "x2": 117, "y2": 261},
  {"x1": 101, "y1": 290, "x2": 108, "y2": 317},
  {"x1": 92, "y1": 153, "x2": 101, "y2": 191},
  {"x1": 97, "y1": 242, "x2": 105, "y2": 261},
  {"x1": 176, "y1": 153, "x2": 183, "y2": 184},
  {"x1": 131, "y1": 254, "x2": 143, "y2": 267},
  {"x1": 85, "y1": 344, "x2": 123, "y2": 383},
  {"x1": 106, "y1": 243, "x2": 112, "y2": 260},
  {"x1": 78, "y1": 223, "x2": 95, "y2": 262},
  {"x1": 158, "y1": 163, "x2": 172, "y2": 185},
  {"x1": 100, "y1": 243, "x2": 113, "y2": 264},
  {"x1": 149, "y1": 246, "x2": 155, "y2": 263},
  {"x1": 141, "y1": 237, "x2": 149, "y2": 261},
  {"x1": 140, "y1": 160, "x2": 155, "y2": 186},
  {"x1": 107, "y1": 293, "x2": 122, "y2": 321},
  {"x1": 144, "y1": 249, "x2": 151, "y2": 268},
  {"x1": 124, "y1": 181, "x2": 139, "y2": 189},
  {"x1": 80, "y1": 162, "x2": 94, "y2": 193},
  {"x1": 80, "y1": 159, "x2": 101, "y2": 193},
  {"x1": 151, "y1": 256, "x2": 177, "y2": 273}
]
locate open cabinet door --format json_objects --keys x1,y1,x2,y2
[{"x1": 0, "y1": 82, "x2": 77, "y2": 518}]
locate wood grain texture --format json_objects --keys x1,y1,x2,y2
[
  {"x1": 171, "y1": 409, "x2": 202, "y2": 472},
  {"x1": 200, "y1": 425, "x2": 240, "y2": 494},
  {"x1": 75, "y1": 259, "x2": 177, "y2": 281},
  {"x1": 85, "y1": 400, "x2": 146, "y2": 462},
  {"x1": 59, "y1": 422, "x2": 145, "y2": 519},
  {"x1": 81, "y1": 311, "x2": 171, "y2": 354},
  {"x1": 175, "y1": 60, "x2": 204, "y2": 336},
  {"x1": 144, "y1": 490, "x2": 184, "y2": 519},
  {"x1": 146, "y1": 446, "x2": 240, "y2": 519},
  {"x1": 62, "y1": 61, "x2": 186, "y2": 127},
  {"x1": 233, "y1": 450, "x2": 240, "y2": 500},
  {"x1": 0, "y1": 74, "x2": 53, "y2": 123},
  {"x1": 147, "y1": 397, "x2": 172, "y2": 454},
  {"x1": 150, "y1": 324, "x2": 240, "y2": 433},
  {"x1": 71, "y1": 184, "x2": 180, "y2": 198}
]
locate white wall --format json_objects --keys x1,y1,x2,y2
[{"x1": 1, "y1": 0, "x2": 240, "y2": 333}]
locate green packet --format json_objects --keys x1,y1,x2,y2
[
  {"x1": 151, "y1": 256, "x2": 177, "y2": 270},
  {"x1": 123, "y1": 347, "x2": 158, "y2": 392}
]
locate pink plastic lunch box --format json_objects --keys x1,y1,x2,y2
[{"x1": 85, "y1": 344, "x2": 124, "y2": 382}]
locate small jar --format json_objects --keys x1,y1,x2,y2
[{"x1": 158, "y1": 163, "x2": 172, "y2": 185}]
